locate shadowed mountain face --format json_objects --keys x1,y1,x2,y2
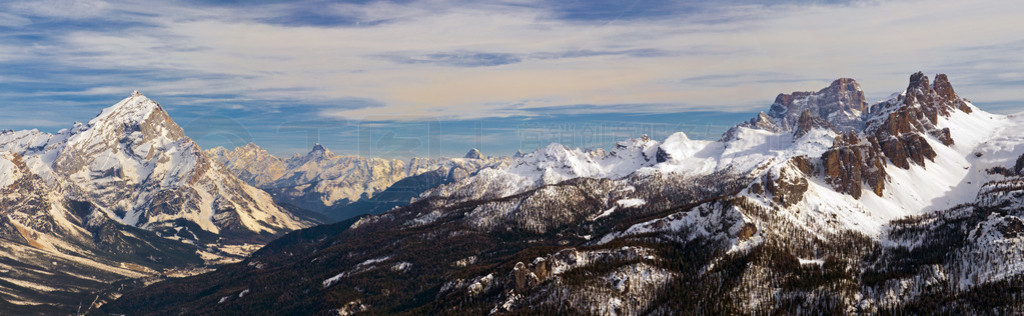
[
  {"x1": 0, "y1": 93, "x2": 312, "y2": 313},
  {"x1": 104, "y1": 73, "x2": 1024, "y2": 314}
]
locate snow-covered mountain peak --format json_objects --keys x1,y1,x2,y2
[
  {"x1": 2, "y1": 93, "x2": 310, "y2": 241},
  {"x1": 420, "y1": 136, "x2": 661, "y2": 203},
  {"x1": 90, "y1": 92, "x2": 173, "y2": 130},
  {"x1": 418, "y1": 72, "x2": 1009, "y2": 239},
  {"x1": 295, "y1": 143, "x2": 335, "y2": 164}
]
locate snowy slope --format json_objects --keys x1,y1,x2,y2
[
  {"x1": 0, "y1": 92, "x2": 322, "y2": 312},
  {"x1": 419, "y1": 136, "x2": 659, "y2": 203},
  {"x1": 423, "y1": 73, "x2": 1008, "y2": 237},
  {"x1": 2, "y1": 92, "x2": 311, "y2": 240},
  {"x1": 100, "y1": 73, "x2": 1024, "y2": 315},
  {"x1": 0, "y1": 152, "x2": 22, "y2": 189}
]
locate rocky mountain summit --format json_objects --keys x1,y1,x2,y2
[
  {"x1": 768, "y1": 77, "x2": 869, "y2": 132},
  {"x1": 105, "y1": 72, "x2": 1024, "y2": 314},
  {"x1": 0, "y1": 92, "x2": 310, "y2": 240},
  {"x1": 0, "y1": 93, "x2": 312, "y2": 313}
]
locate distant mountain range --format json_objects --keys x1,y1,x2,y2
[
  {"x1": 0, "y1": 91, "x2": 511, "y2": 314},
  {"x1": 4, "y1": 72, "x2": 1024, "y2": 314},
  {"x1": 100, "y1": 72, "x2": 1024, "y2": 314},
  {"x1": 206, "y1": 142, "x2": 509, "y2": 221}
]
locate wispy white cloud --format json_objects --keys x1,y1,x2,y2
[
  {"x1": 0, "y1": 12, "x2": 31, "y2": 27},
  {"x1": 6, "y1": 0, "x2": 110, "y2": 19},
  {"x1": 1, "y1": 0, "x2": 1023, "y2": 126}
]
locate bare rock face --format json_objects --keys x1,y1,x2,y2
[
  {"x1": 736, "y1": 223, "x2": 757, "y2": 241},
  {"x1": 902, "y1": 72, "x2": 973, "y2": 122},
  {"x1": 792, "y1": 109, "x2": 836, "y2": 140},
  {"x1": 512, "y1": 261, "x2": 539, "y2": 291},
  {"x1": 868, "y1": 105, "x2": 940, "y2": 169},
  {"x1": 768, "y1": 78, "x2": 868, "y2": 132},
  {"x1": 761, "y1": 156, "x2": 813, "y2": 207},
  {"x1": 865, "y1": 72, "x2": 971, "y2": 170},
  {"x1": 875, "y1": 121, "x2": 937, "y2": 169},
  {"x1": 822, "y1": 132, "x2": 887, "y2": 199},
  {"x1": 740, "y1": 72, "x2": 972, "y2": 201}
]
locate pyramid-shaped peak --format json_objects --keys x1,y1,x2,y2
[
  {"x1": 305, "y1": 143, "x2": 334, "y2": 160},
  {"x1": 90, "y1": 91, "x2": 167, "y2": 127}
]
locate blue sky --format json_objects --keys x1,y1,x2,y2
[{"x1": 2, "y1": 0, "x2": 1024, "y2": 158}]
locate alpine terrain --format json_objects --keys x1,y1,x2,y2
[
  {"x1": 206, "y1": 144, "x2": 510, "y2": 221},
  {"x1": 0, "y1": 92, "x2": 313, "y2": 314},
  {"x1": 101, "y1": 72, "x2": 1024, "y2": 314}
]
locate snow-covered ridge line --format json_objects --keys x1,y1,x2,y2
[
  {"x1": 1, "y1": 92, "x2": 311, "y2": 241},
  {"x1": 417, "y1": 73, "x2": 1012, "y2": 238},
  {"x1": 206, "y1": 142, "x2": 511, "y2": 213}
]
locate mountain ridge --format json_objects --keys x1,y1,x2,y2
[
  {"x1": 0, "y1": 93, "x2": 313, "y2": 313},
  {"x1": 104, "y1": 72, "x2": 1024, "y2": 314},
  {"x1": 206, "y1": 142, "x2": 511, "y2": 220}
]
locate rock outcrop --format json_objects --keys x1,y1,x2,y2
[
  {"x1": 762, "y1": 156, "x2": 813, "y2": 207},
  {"x1": 721, "y1": 112, "x2": 783, "y2": 141},
  {"x1": 792, "y1": 109, "x2": 836, "y2": 140},
  {"x1": 822, "y1": 132, "x2": 888, "y2": 199},
  {"x1": 816, "y1": 72, "x2": 974, "y2": 198},
  {"x1": 864, "y1": 72, "x2": 972, "y2": 170},
  {"x1": 768, "y1": 78, "x2": 868, "y2": 132}
]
